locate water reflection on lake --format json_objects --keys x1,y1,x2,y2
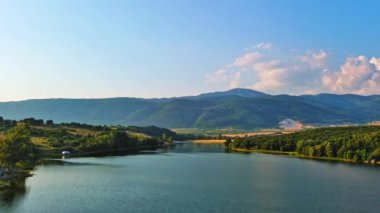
[{"x1": 1, "y1": 142, "x2": 380, "y2": 213}]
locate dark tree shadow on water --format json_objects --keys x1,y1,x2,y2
[{"x1": 0, "y1": 176, "x2": 29, "y2": 208}]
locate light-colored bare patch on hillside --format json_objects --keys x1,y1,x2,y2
[
  {"x1": 223, "y1": 131, "x2": 280, "y2": 138},
  {"x1": 191, "y1": 139, "x2": 226, "y2": 144},
  {"x1": 369, "y1": 121, "x2": 380, "y2": 126}
]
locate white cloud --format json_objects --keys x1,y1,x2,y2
[
  {"x1": 322, "y1": 55, "x2": 380, "y2": 94},
  {"x1": 370, "y1": 57, "x2": 380, "y2": 70},
  {"x1": 244, "y1": 42, "x2": 275, "y2": 52},
  {"x1": 255, "y1": 42, "x2": 274, "y2": 50},
  {"x1": 206, "y1": 69, "x2": 241, "y2": 89},
  {"x1": 207, "y1": 43, "x2": 380, "y2": 95},
  {"x1": 206, "y1": 51, "x2": 262, "y2": 89},
  {"x1": 250, "y1": 60, "x2": 290, "y2": 91},
  {"x1": 233, "y1": 52, "x2": 262, "y2": 67},
  {"x1": 208, "y1": 47, "x2": 326, "y2": 94},
  {"x1": 300, "y1": 50, "x2": 328, "y2": 69},
  {"x1": 229, "y1": 72, "x2": 241, "y2": 88}
]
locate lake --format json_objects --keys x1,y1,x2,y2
[{"x1": 1, "y1": 142, "x2": 380, "y2": 213}]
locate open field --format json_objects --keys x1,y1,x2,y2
[
  {"x1": 173, "y1": 128, "x2": 298, "y2": 139},
  {"x1": 223, "y1": 130, "x2": 283, "y2": 137},
  {"x1": 191, "y1": 139, "x2": 226, "y2": 144}
]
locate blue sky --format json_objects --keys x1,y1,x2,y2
[{"x1": 1, "y1": 0, "x2": 380, "y2": 101}]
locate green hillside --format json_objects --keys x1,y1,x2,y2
[{"x1": 0, "y1": 117, "x2": 176, "y2": 157}]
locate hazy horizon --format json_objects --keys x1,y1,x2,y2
[
  {"x1": 1, "y1": 0, "x2": 380, "y2": 101},
  {"x1": 1, "y1": 87, "x2": 379, "y2": 103}
]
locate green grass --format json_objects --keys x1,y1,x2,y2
[
  {"x1": 0, "y1": 122, "x2": 171, "y2": 157},
  {"x1": 127, "y1": 132, "x2": 152, "y2": 141}
]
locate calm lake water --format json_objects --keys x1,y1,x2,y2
[{"x1": 1, "y1": 143, "x2": 380, "y2": 213}]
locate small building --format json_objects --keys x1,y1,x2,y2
[{"x1": 62, "y1": 151, "x2": 71, "y2": 155}]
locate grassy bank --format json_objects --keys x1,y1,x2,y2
[{"x1": 1, "y1": 118, "x2": 178, "y2": 157}]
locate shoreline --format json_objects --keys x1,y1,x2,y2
[
  {"x1": 37, "y1": 144, "x2": 166, "y2": 158},
  {"x1": 232, "y1": 148, "x2": 296, "y2": 155},
  {"x1": 0, "y1": 144, "x2": 166, "y2": 190},
  {"x1": 231, "y1": 148, "x2": 380, "y2": 165}
]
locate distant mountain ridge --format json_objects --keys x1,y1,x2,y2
[
  {"x1": 1, "y1": 89, "x2": 379, "y2": 129},
  {"x1": 192, "y1": 88, "x2": 268, "y2": 99}
]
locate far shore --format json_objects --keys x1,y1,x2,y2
[
  {"x1": 232, "y1": 148, "x2": 296, "y2": 155},
  {"x1": 232, "y1": 148, "x2": 380, "y2": 165}
]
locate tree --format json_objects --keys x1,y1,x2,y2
[
  {"x1": 369, "y1": 148, "x2": 380, "y2": 162},
  {"x1": 0, "y1": 126, "x2": 35, "y2": 169},
  {"x1": 296, "y1": 140, "x2": 304, "y2": 154},
  {"x1": 167, "y1": 136, "x2": 173, "y2": 143},
  {"x1": 111, "y1": 130, "x2": 130, "y2": 149},
  {"x1": 325, "y1": 141, "x2": 336, "y2": 158},
  {"x1": 21, "y1": 118, "x2": 44, "y2": 126},
  {"x1": 46, "y1": 120, "x2": 54, "y2": 125},
  {"x1": 226, "y1": 126, "x2": 380, "y2": 163},
  {"x1": 224, "y1": 138, "x2": 232, "y2": 149},
  {"x1": 162, "y1": 133, "x2": 167, "y2": 142}
]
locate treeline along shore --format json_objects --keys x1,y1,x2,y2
[
  {"x1": 226, "y1": 126, "x2": 380, "y2": 164},
  {"x1": 0, "y1": 116, "x2": 190, "y2": 187},
  {"x1": 1, "y1": 115, "x2": 380, "y2": 188}
]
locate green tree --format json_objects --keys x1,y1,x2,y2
[
  {"x1": 111, "y1": 130, "x2": 130, "y2": 149},
  {"x1": 46, "y1": 120, "x2": 54, "y2": 125},
  {"x1": 325, "y1": 141, "x2": 336, "y2": 158},
  {"x1": 296, "y1": 140, "x2": 304, "y2": 154},
  {"x1": 224, "y1": 138, "x2": 232, "y2": 149},
  {"x1": 162, "y1": 133, "x2": 167, "y2": 142},
  {"x1": 167, "y1": 136, "x2": 173, "y2": 143},
  {"x1": 0, "y1": 126, "x2": 35, "y2": 169},
  {"x1": 369, "y1": 148, "x2": 380, "y2": 162}
]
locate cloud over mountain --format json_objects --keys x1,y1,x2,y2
[
  {"x1": 322, "y1": 56, "x2": 380, "y2": 94},
  {"x1": 208, "y1": 43, "x2": 380, "y2": 95},
  {"x1": 300, "y1": 50, "x2": 328, "y2": 69}
]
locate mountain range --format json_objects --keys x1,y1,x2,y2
[{"x1": 1, "y1": 88, "x2": 379, "y2": 129}]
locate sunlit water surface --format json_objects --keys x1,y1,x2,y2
[{"x1": 1, "y1": 143, "x2": 380, "y2": 213}]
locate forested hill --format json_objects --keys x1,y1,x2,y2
[{"x1": 0, "y1": 88, "x2": 379, "y2": 129}]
